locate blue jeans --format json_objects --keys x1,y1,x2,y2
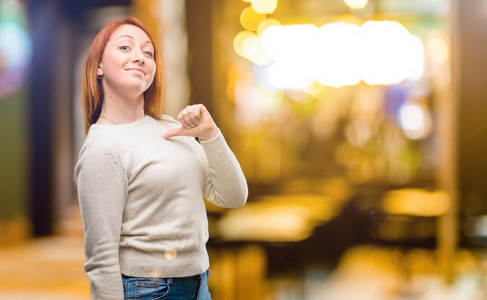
[{"x1": 122, "y1": 270, "x2": 211, "y2": 300}]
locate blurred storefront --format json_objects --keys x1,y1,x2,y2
[{"x1": 1, "y1": 0, "x2": 487, "y2": 299}]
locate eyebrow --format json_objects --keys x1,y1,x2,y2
[{"x1": 116, "y1": 35, "x2": 152, "y2": 45}]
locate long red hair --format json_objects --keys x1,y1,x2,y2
[{"x1": 81, "y1": 17, "x2": 164, "y2": 137}]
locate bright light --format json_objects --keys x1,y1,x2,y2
[
  {"x1": 360, "y1": 21, "x2": 414, "y2": 85},
  {"x1": 315, "y1": 22, "x2": 362, "y2": 87},
  {"x1": 400, "y1": 104, "x2": 423, "y2": 131},
  {"x1": 234, "y1": 77, "x2": 282, "y2": 127},
  {"x1": 344, "y1": 0, "x2": 368, "y2": 9},
  {"x1": 0, "y1": 21, "x2": 32, "y2": 70},
  {"x1": 304, "y1": 81, "x2": 325, "y2": 95},
  {"x1": 261, "y1": 24, "x2": 318, "y2": 89},
  {"x1": 408, "y1": 35, "x2": 425, "y2": 82},
  {"x1": 398, "y1": 102, "x2": 431, "y2": 140},
  {"x1": 240, "y1": 6, "x2": 266, "y2": 31},
  {"x1": 257, "y1": 18, "x2": 281, "y2": 36},
  {"x1": 241, "y1": 34, "x2": 272, "y2": 65},
  {"x1": 251, "y1": 0, "x2": 278, "y2": 14},
  {"x1": 267, "y1": 61, "x2": 315, "y2": 89},
  {"x1": 427, "y1": 36, "x2": 449, "y2": 65},
  {"x1": 382, "y1": 189, "x2": 451, "y2": 217},
  {"x1": 234, "y1": 31, "x2": 255, "y2": 57},
  {"x1": 240, "y1": 20, "x2": 425, "y2": 89}
]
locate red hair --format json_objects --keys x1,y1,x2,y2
[{"x1": 81, "y1": 17, "x2": 164, "y2": 137}]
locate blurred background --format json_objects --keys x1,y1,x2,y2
[{"x1": 1, "y1": 0, "x2": 487, "y2": 299}]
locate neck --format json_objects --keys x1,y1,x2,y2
[{"x1": 100, "y1": 90, "x2": 145, "y2": 124}]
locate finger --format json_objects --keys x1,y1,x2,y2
[
  {"x1": 179, "y1": 106, "x2": 198, "y2": 128},
  {"x1": 193, "y1": 104, "x2": 204, "y2": 121},
  {"x1": 177, "y1": 110, "x2": 195, "y2": 129},
  {"x1": 198, "y1": 104, "x2": 209, "y2": 120},
  {"x1": 163, "y1": 128, "x2": 190, "y2": 139},
  {"x1": 187, "y1": 106, "x2": 200, "y2": 126},
  {"x1": 182, "y1": 112, "x2": 197, "y2": 128}
]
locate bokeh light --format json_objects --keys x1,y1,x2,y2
[
  {"x1": 382, "y1": 189, "x2": 451, "y2": 217},
  {"x1": 251, "y1": 0, "x2": 278, "y2": 14},
  {"x1": 257, "y1": 18, "x2": 280, "y2": 36},
  {"x1": 234, "y1": 30, "x2": 256, "y2": 57},
  {"x1": 315, "y1": 22, "x2": 362, "y2": 87},
  {"x1": 0, "y1": 0, "x2": 32, "y2": 98},
  {"x1": 254, "y1": 21, "x2": 425, "y2": 89},
  {"x1": 427, "y1": 35, "x2": 449, "y2": 65},
  {"x1": 398, "y1": 101, "x2": 432, "y2": 140},
  {"x1": 0, "y1": 21, "x2": 31, "y2": 70},
  {"x1": 360, "y1": 21, "x2": 416, "y2": 85},
  {"x1": 164, "y1": 248, "x2": 177, "y2": 260},
  {"x1": 344, "y1": 0, "x2": 368, "y2": 9},
  {"x1": 240, "y1": 6, "x2": 266, "y2": 31},
  {"x1": 261, "y1": 24, "x2": 318, "y2": 89}
]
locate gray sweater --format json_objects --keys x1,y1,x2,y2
[{"x1": 75, "y1": 114, "x2": 248, "y2": 299}]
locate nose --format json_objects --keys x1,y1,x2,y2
[{"x1": 132, "y1": 49, "x2": 145, "y2": 64}]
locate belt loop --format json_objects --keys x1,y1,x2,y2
[{"x1": 194, "y1": 272, "x2": 202, "y2": 300}]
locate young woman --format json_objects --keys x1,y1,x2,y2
[{"x1": 75, "y1": 17, "x2": 248, "y2": 300}]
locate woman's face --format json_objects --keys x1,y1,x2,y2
[{"x1": 97, "y1": 24, "x2": 156, "y2": 96}]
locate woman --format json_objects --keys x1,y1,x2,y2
[{"x1": 75, "y1": 17, "x2": 248, "y2": 300}]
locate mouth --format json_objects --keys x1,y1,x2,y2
[{"x1": 126, "y1": 68, "x2": 145, "y2": 75}]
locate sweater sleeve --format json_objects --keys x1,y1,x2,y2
[
  {"x1": 75, "y1": 145, "x2": 127, "y2": 300},
  {"x1": 197, "y1": 130, "x2": 248, "y2": 208}
]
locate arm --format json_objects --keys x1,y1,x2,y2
[
  {"x1": 198, "y1": 131, "x2": 248, "y2": 208},
  {"x1": 75, "y1": 145, "x2": 127, "y2": 300},
  {"x1": 163, "y1": 104, "x2": 248, "y2": 208}
]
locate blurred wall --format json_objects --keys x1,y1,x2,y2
[
  {"x1": 0, "y1": 89, "x2": 29, "y2": 242},
  {"x1": 456, "y1": 0, "x2": 487, "y2": 244}
]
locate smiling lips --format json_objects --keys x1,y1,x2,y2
[{"x1": 126, "y1": 68, "x2": 145, "y2": 75}]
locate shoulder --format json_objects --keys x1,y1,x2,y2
[
  {"x1": 159, "y1": 114, "x2": 179, "y2": 124},
  {"x1": 75, "y1": 133, "x2": 126, "y2": 175},
  {"x1": 152, "y1": 114, "x2": 181, "y2": 130}
]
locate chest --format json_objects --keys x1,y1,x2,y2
[{"x1": 127, "y1": 137, "x2": 204, "y2": 190}]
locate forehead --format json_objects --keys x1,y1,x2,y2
[{"x1": 110, "y1": 24, "x2": 151, "y2": 43}]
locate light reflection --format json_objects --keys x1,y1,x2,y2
[
  {"x1": 398, "y1": 101, "x2": 432, "y2": 140},
  {"x1": 399, "y1": 103, "x2": 424, "y2": 131},
  {"x1": 0, "y1": 0, "x2": 32, "y2": 98},
  {"x1": 304, "y1": 80, "x2": 325, "y2": 96},
  {"x1": 251, "y1": 0, "x2": 278, "y2": 14},
  {"x1": 240, "y1": 6, "x2": 266, "y2": 31},
  {"x1": 217, "y1": 194, "x2": 340, "y2": 242},
  {"x1": 261, "y1": 24, "x2": 318, "y2": 89},
  {"x1": 408, "y1": 35, "x2": 425, "y2": 82},
  {"x1": 242, "y1": 34, "x2": 272, "y2": 65},
  {"x1": 382, "y1": 189, "x2": 451, "y2": 217},
  {"x1": 234, "y1": 30, "x2": 255, "y2": 58},
  {"x1": 315, "y1": 22, "x2": 362, "y2": 88},
  {"x1": 344, "y1": 0, "x2": 368, "y2": 9},
  {"x1": 164, "y1": 248, "x2": 177, "y2": 260},
  {"x1": 427, "y1": 35, "x2": 449, "y2": 65},
  {"x1": 257, "y1": 18, "x2": 280, "y2": 36},
  {"x1": 257, "y1": 21, "x2": 426, "y2": 89},
  {"x1": 360, "y1": 21, "x2": 416, "y2": 85}
]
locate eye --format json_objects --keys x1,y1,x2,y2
[
  {"x1": 144, "y1": 51, "x2": 153, "y2": 58},
  {"x1": 119, "y1": 46, "x2": 130, "y2": 51}
]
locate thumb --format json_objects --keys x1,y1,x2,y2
[{"x1": 163, "y1": 127, "x2": 189, "y2": 139}]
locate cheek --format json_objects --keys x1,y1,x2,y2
[
  {"x1": 102, "y1": 53, "x2": 126, "y2": 77},
  {"x1": 147, "y1": 63, "x2": 157, "y2": 83}
]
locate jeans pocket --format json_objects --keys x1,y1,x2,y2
[{"x1": 135, "y1": 279, "x2": 170, "y2": 300}]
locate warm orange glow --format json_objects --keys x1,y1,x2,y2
[{"x1": 240, "y1": 6, "x2": 266, "y2": 31}]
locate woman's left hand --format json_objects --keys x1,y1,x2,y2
[{"x1": 163, "y1": 104, "x2": 219, "y2": 141}]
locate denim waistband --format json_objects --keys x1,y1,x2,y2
[{"x1": 121, "y1": 269, "x2": 209, "y2": 281}]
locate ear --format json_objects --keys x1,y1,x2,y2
[{"x1": 97, "y1": 65, "x2": 104, "y2": 77}]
